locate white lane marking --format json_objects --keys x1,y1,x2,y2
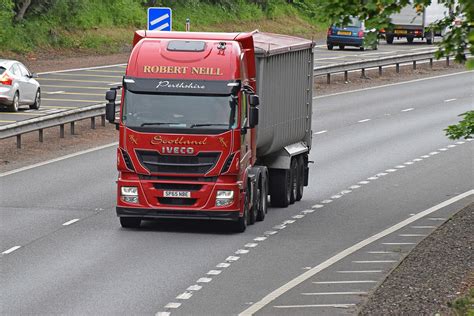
[
  {"x1": 216, "y1": 263, "x2": 231, "y2": 268},
  {"x1": 62, "y1": 218, "x2": 80, "y2": 226},
  {"x1": 264, "y1": 231, "x2": 278, "y2": 235},
  {"x1": 367, "y1": 251, "x2": 395, "y2": 254},
  {"x1": 386, "y1": 169, "x2": 397, "y2": 172},
  {"x1": 293, "y1": 215, "x2": 305, "y2": 219},
  {"x1": 155, "y1": 312, "x2": 170, "y2": 316},
  {"x1": 314, "y1": 130, "x2": 328, "y2": 135},
  {"x1": 421, "y1": 155, "x2": 430, "y2": 158},
  {"x1": 358, "y1": 181, "x2": 370, "y2": 184},
  {"x1": 429, "y1": 151, "x2": 440, "y2": 155},
  {"x1": 357, "y1": 118, "x2": 371, "y2": 123},
  {"x1": 376, "y1": 172, "x2": 388, "y2": 177},
  {"x1": 444, "y1": 98, "x2": 457, "y2": 102},
  {"x1": 302, "y1": 292, "x2": 367, "y2": 296},
  {"x1": 38, "y1": 63, "x2": 127, "y2": 75},
  {"x1": 404, "y1": 161, "x2": 414, "y2": 165},
  {"x1": 447, "y1": 144, "x2": 456, "y2": 148},
  {"x1": 337, "y1": 270, "x2": 382, "y2": 273},
  {"x1": 245, "y1": 243, "x2": 258, "y2": 248},
  {"x1": 382, "y1": 242, "x2": 416, "y2": 245},
  {"x1": 2, "y1": 246, "x2": 21, "y2": 255},
  {"x1": 187, "y1": 285, "x2": 202, "y2": 291},
  {"x1": 44, "y1": 90, "x2": 66, "y2": 95},
  {"x1": 439, "y1": 148, "x2": 448, "y2": 151},
  {"x1": 428, "y1": 217, "x2": 447, "y2": 221},
  {"x1": 238, "y1": 190, "x2": 473, "y2": 316},
  {"x1": 456, "y1": 141, "x2": 465, "y2": 145},
  {"x1": 274, "y1": 304, "x2": 356, "y2": 309},
  {"x1": 0, "y1": 142, "x2": 118, "y2": 177},
  {"x1": 398, "y1": 234, "x2": 427, "y2": 237},
  {"x1": 401, "y1": 107, "x2": 414, "y2": 112},
  {"x1": 197, "y1": 277, "x2": 212, "y2": 283},
  {"x1": 303, "y1": 210, "x2": 316, "y2": 214},
  {"x1": 254, "y1": 237, "x2": 267, "y2": 241},
  {"x1": 340, "y1": 189, "x2": 352, "y2": 194},
  {"x1": 207, "y1": 270, "x2": 222, "y2": 275},
  {"x1": 235, "y1": 249, "x2": 250, "y2": 254},
  {"x1": 412, "y1": 158, "x2": 423, "y2": 162},
  {"x1": 352, "y1": 260, "x2": 396, "y2": 263},
  {"x1": 350, "y1": 185, "x2": 361, "y2": 189},
  {"x1": 226, "y1": 256, "x2": 240, "y2": 262},
  {"x1": 313, "y1": 280, "x2": 377, "y2": 284},
  {"x1": 108, "y1": 82, "x2": 122, "y2": 86},
  {"x1": 331, "y1": 194, "x2": 342, "y2": 199},
  {"x1": 411, "y1": 226, "x2": 436, "y2": 229},
  {"x1": 176, "y1": 292, "x2": 192, "y2": 300},
  {"x1": 164, "y1": 302, "x2": 181, "y2": 309},
  {"x1": 367, "y1": 176, "x2": 378, "y2": 180},
  {"x1": 313, "y1": 71, "x2": 473, "y2": 100},
  {"x1": 395, "y1": 165, "x2": 406, "y2": 169},
  {"x1": 321, "y1": 199, "x2": 333, "y2": 204},
  {"x1": 273, "y1": 225, "x2": 286, "y2": 230},
  {"x1": 311, "y1": 205, "x2": 323, "y2": 209}
]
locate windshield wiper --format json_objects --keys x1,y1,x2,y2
[
  {"x1": 189, "y1": 123, "x2": 228, "y2": 128},
  {"x1": 140, "y1": 122, "x2": 177, "y2": 127}
]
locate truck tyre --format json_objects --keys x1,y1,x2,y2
[
  {"x1": 290, "y1": 158, "x2": 298, "y2": 204},
  {"x1": 339, "y1": 45, "x2": 345, "y2": 50},
  {"x1": 233, "y1": 189, "x2": 249, "y2": 233},
  {"x1": 256, "y1": 172, "x2": 268, "y2": 221},
  {"x1": 29, "y1": 89, "x2": 41, "y2": 110},
  {"x1": 386, "y1": 35, "x2": 394, "y2": 44},
  {"x1": 327, "y1": 44, "x2": 333, "y2": 50},
  {"x1": 249, "y1": 185, "x2": 257, "y2": 225},
  {"x1": 120, "y1": 217, "x2": 141, "y2": 228},
  {"x1": 8, "y1": 91, "x2": 19, "y2": 112},
  {"x1": 270, "y1": 169, "x2": 291, "y2": 207},
  {"x1": 426, "y1": 32, "x2": 434, "y2": 44},
  {"x1": 295, "y1": 156, "x2": 304, "y2": 201},
  {"x1": 407, "y1": 36, "x2": 414, "y2": 44},
  {"x1": 359, "y1": 46, "x2": 365, "y2": 51}
]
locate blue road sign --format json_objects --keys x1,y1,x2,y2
[{"x1": 147, "y1": 7, "x2": 172, "y2": 31}]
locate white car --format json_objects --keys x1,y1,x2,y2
[{"x1": 0, "y1": 59, "x2": 41, "y2": 112}]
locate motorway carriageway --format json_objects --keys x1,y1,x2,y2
[
  {"x1": 0, "y1": 39, "x2": 437, "y2": 126},
  {"x1": 0, "y1": 71, "x2": 473, "y2": 315}
]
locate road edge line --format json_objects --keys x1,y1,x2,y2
[
  {"x1": 0, "y1": 142, "x2": 118, "y2": 177},
  {"x1": 313, "y1": 70, "x2": 473, "y2": 99},
  {"x1": 238, "y1": 190, "x2": 474, "y2": 316}
]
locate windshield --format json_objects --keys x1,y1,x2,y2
[{"x1": 123, "y1": 91, "x2": 236, "y2": 130}]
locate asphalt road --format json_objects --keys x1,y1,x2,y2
[
  {"x1": 0, "y1": 39, "x2": 437, "y2": 126},
  {"x1": 1, "y1": 71, "x2": 472, "y2": 315}
]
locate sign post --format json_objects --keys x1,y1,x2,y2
[{"x1": 147, "y1": 7, "x2": 172, "y2": 31}]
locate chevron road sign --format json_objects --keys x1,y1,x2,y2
[{"x1": 147, "y1": 7, "x2": 172, "y2": 31}]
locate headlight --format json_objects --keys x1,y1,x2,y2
[
  {"x1": 216, "y1": 190, "x2": 234, "y2": 207},
  {"x1": 121, "y1": 186, "x2": 138, "y2": 196}
]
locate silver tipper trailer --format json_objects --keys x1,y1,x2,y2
[
  {"x1": 251, "y1": 32, "x2": 314, "y2": 207},
  {"x1": 385, "y1": 0, "x2": 449, "y2": 44}
]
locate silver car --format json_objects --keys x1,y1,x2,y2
[{"x1": 0, "y1": 59, "x2": 41, "y2": 112}]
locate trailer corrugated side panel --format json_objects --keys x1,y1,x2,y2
[{"x1": 254, "y1": 45, "x2": 313, "y2": 157}]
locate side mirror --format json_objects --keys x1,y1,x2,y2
[
  {"x1": 105, "y1": 89, "x2": 117, "y2": 102},
  {"x1": 249, "y1": 107, "x2": 259, "y2": 128},
  {"x1": 30, "y1": 73, "x2": 39, "y2": 79},
  {"x1": 249, "y1": 94, "x2": 259, "y2": 107}
]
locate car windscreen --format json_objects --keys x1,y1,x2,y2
[
  {"x1": 0, "y1": 67, "x2": 5, "y2": 75},
  {"x1": 123, "y1": 91, "x2": 236, "y2": 130}
]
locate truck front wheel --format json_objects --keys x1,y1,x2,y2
[
  {"x1": 120, "y1": 217, "x2": 141, "y2": 228},
  {"x1": 233, "y1": 190, "x2": 250, "y2": 233},
  {"x1": 270, "y1": 169, "x2": 291, "y2": 207}
]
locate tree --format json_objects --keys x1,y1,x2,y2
[{"x1": 306, "y1": 0, "x2": 473, "y2": 139}]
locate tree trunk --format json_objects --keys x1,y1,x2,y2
[{"x1": 14, "y1": 0, "x2": 32, "y2": 23}]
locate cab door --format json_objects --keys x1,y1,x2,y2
[{"x1": 239, "y1": 91, "x2": 252, "y2": 180}]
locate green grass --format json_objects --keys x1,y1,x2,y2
[
  {"x1": 0, "y1": 0, "x2": 325, "y2": 57},
  {"x1": 448, "y1": 287, "x2": 474, "y2": 316}
]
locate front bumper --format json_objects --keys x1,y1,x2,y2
[{"x1": 117, "y1": 207, "x2": 240, "y2": 221}]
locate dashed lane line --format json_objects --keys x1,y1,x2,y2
[
  {"x1": 62, "y1": 219, "x2": 80, "y2": 226},
  {"x1": 2, "y1": 246, "x2": 21, "y2": 255}
]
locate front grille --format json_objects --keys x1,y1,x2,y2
[
  {"x1": 158, "y1": 197, "x2": 197, "y2": 206},
  {"x1": 154, "y1": 183, "x2": 202, "y2": 191},
  {"x1": 136, "y1": 150, "x2": 220, "y2": 174},
  {"x1": 121, "y1": 149, "x2": 135, "y2": 171},
  {"x1": 139, "y1": 175, "x2": 217, "y2": 182}
]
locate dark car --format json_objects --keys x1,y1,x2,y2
[{"x1": 326, "y1": 17, "x2": 377, "y2": 51}]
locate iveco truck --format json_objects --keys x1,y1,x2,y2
[{"x1": 106, "y1": 30, "x2": 314, "y2": 232}]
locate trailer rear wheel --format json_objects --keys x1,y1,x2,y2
[
  {"x1": 120, "y1": 217, "x2": 141, "y2": 228},
  {"x1": 270, "y1": 169, "x2": 291, "y2": 207},
  {"x1": 407, "y1": 36, "x2": 414, "y2": 44},
  {"x1": 386, "y1": 35, "x2": 394, "y2": 44},
  {"x1": 296, "y1": 156, "x2": 304, "y2": 201},
  {"x1": 290, "y1": 158, "x2": 298, "y2": 204},
  {"x1": 327, "y1": 44, "x2": 333, "y2": 50},
  {"x1": 339, "y1": 45, "x2": 345, "y2": 50}
]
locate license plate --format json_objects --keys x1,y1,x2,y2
[
  {"x1": 394, "y1": 29, "x2": 407, "y2": 34},
  {"x1": 163, "y1": 190, "x2": 191, "y2": 198},
  {"x1": 337, "y1": 31, "x2": 352, "y2": 36}
]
